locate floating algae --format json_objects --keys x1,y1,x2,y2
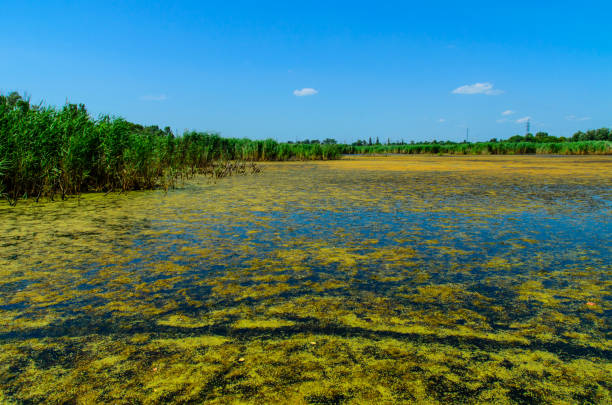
[{"x1": 0, "y1": 155, "x2": 611, "y2": 403}]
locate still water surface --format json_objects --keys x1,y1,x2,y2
[{"x1": 0, "y1": 156, "x2": 610, "y2": 403}]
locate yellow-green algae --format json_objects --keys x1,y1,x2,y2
[{"x1": 0, "y1": 155, "x2": 611, "y2": 404}]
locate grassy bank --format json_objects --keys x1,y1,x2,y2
[{"x1": 0, "y1": 93, "x2": 340, "y2": 204}]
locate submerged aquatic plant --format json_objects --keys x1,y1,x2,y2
[{"x1": 0, "y1": 155, "x2": 610, "y2": 403}]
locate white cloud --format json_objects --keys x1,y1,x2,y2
[
  {"x1": 501, "y1": 110, "x2": 514, "y2": 116},
  {"x1": 140, "y1": 94, "x2": 167, "y2": 101},
  {"x1": 496, "y1": 118, "x2": 508, "y2": 123},
  {"x1": 451, "y1": 82, "x2": 503, "y2": 95},
  {"x1": 516, "y1": 116, "x2": 531, "y2": 123},
  {"x1": 565, "y1": 115, "x2": 591, "y2": 121},
  {"x1": 438, "y1": 118, "x2": 446, "y2": 123},
  {"x1": 293, "y1": 88, "x2": 318, "y2": 97}
]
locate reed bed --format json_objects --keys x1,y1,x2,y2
[
  {"x1": 338, "y1": 140, "x2": 612, "y2": 155},
  {"x1": 0, "y1": 94, "x2": 339, "y2": 204}
]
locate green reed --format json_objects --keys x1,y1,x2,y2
[
  {"x1": 338, "y1": 140, "x2": 612, "y2": 155},
  {"x1": 0, "y1": 93, "x2": 340, "y2": 204}
]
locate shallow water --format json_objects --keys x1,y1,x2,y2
[{"x1": 0, "y1": 155, "x2": 611, "y2": 404}]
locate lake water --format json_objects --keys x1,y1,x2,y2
[{"x1": 1, "y1": 155, "x2": 610, "y2": 403}]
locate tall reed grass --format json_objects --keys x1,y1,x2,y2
[{"x1": 0, "y1": 93, "x2": 340, "y2": 204}]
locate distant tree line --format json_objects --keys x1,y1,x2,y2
[
  {"x1": 287, "y1": 138, "x2": 337, "y2": 145},
  {"x1": 505, "y1": 129, "x2": 612, "y2": 143},
  {"x1": 336, "y1": 141, "x2": 611, "y2": 156},
  {"x1": 336, "y1": 128, "x2": 612, "y2": 147},
  {"x1": 291, "y1": 130, "x2": 612, "y2": 156}
]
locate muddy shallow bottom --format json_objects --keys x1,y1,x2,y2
[{"x1": 0, "y1": 155, "x2": 611, "y2": 404}]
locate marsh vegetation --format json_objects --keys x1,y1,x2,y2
[
  {"x1": 0, "y1": 155, "x2": 610, "y2": 403},
  {"x1": 0, "y1": 93, "x2": 339, "y2": 205},
  {"x1": 340, "y1": 140, "x2": 612, "y2": 155},
  {"x1": 2, "y1": 92, "x2": 610, "y2": 205}
]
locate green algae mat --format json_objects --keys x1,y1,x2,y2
[{"x1": 0, "y1": 155, "x2": 611, "y2": 404}]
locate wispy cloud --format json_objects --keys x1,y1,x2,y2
[
  {"x1": 438, "y1": 118, "x2": 446, "y2": 123},
  {"x1": 516, "y1": 116, "x2": 531, "y2": 123},
  {"x1": 565, "y1": 115, "x2": 591, "y2": 121},
  {"x1": 452, "y1": 82, "x2": 503, "y2": 95},
  {"x1": 293, "y1": 88, "x2": 318, "y2": 97},
  {"x1": 140, "y1": 94, "x2": 167, "y2": 101},
  {"x1": 496, "y1": 118, "x2": 509, "y2": 123},
  {"x1": 501, "y1": 110, "x2": 514, "y2": 116}
]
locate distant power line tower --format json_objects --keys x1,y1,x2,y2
[{"x1": 526, "y1": 119, "x2": 530, "y2": 134}]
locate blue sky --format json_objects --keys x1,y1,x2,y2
[{"x1": 2, "y1": 1, "x2": 611, "y2": 142}]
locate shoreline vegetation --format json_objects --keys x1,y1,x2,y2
[
  {"x1": 339, "y1": 140, "x2": 612, "y2": 156},
  {"x1": 0, "y1": 93, "x2": 338, "y2": 205},
  {"x1": 1, "y1": 92, "x2": 610, "y2": 204}
]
